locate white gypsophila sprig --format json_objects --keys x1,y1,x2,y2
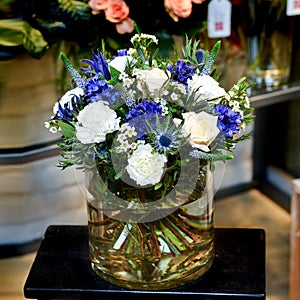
[
  {"x1": 116, "y1": 124, "x2": 139, "y2": 153},
  {"x1": 130, "y1": 33, "x2": 158, "y2": 46}
]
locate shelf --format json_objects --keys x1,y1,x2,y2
[{"x1": 250, "y1": 82, "x2": 300, "y2": 108}]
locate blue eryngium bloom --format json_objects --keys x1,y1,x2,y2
[
  {"x1": 167, "y1": 60, "x2": 194, "y2": 84},
  {"x1": 213, "y1": 104, "x2": 242, "y2": 139},
  {"x1": 81, "y1": 50, "x2": 111, "y2": 81}
]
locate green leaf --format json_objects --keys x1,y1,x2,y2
[
  {"x1": 154, "y1": 182, "x2": 162, "y2": 190},
  {"x1": 0, "y1": 19, "x2": 48, "y2": 58},
  {"x1": 58, "y1": 121, "x2": 75, "y2": 138}
]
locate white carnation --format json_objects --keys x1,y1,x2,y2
[
  {"x1": 75, "y1": 101, "x2": 120, "y2": 144},
  {"x1": 126, "y1": 144, "x2": 167, "y2": 186},
  {"x1": 188, "y1": 75, "x2": 227, "y2": 102}
]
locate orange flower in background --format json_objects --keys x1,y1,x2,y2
[{"x1": 164, "y1": 0, "x2": 206, "y2": 22}]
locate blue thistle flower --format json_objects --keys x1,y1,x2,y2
[
  {"x1": 154, "y1": 132, "x2": 178, "y2": 153},
  {"x1": 212, "y1": 104, "x2": 242, "y2": 139},
  {"x1": 167, "y1": 60, "x2": 194, "y2": 84},
  {"x1": 147, "y1": 114, "x2": 187, "y2": 154}
]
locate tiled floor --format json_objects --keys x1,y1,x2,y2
[
  {"x1": 0, "y1": 188, "x2": 291, "y2": 300},
  {"x1": 215, "y1": 188, "x2": 291, "y2": 300}
]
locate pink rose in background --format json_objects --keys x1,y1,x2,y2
[
  {"x1": 104, "y1": 0, "x2": 130, "y2": 23},
  {"x1": 164, "y1": 0, "x2": 193, "y2": 21},
  {"x1": 104, "y1": 0, "x2": 134, "y2": 33},
  {"x1": 88, "y1": 0, "x2": 109, "y2": 14},
  {"x1": 164, "y1": 0, "x2": 206, "y2": 21},
  {"x1": 191, "y1": 0, "x2": 206, "y2": 4},
  {"x1": 88, "y1": 0, "x2": 134, "y2": 34},
  {"x1": 89, "y1": 0, "x2": 205, "y2": 35},
  {"x1": 116, "y1": 18, "x2": 134, "y2": 34}
]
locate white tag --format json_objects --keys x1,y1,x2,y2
[
  {"x1": 286, "y1": 0, "x2": 300, "y2": 16},
  {"x1": 208, "y1": 0, "x2": 232, "y2": 38}
]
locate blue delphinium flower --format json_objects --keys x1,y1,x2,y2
[
  {"x1": 167, "y1": 60, "x2": 194, "y2": 84},
  {"x1": 213, "y1": 104, "x2": 242, "y2": 139},
  {"x1": 125, "y1": 100, "x2": 163, "y2": 139},
  {"x1": 81, "y1": 49, "x2": 111, "y2": 81},
  {"x1": 84, "y1": 76, "x2": 112, "y2": 103}
]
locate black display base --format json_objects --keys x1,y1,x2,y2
[{"x1": 24, "y1": 225, "x2": 266, "y2": 300}]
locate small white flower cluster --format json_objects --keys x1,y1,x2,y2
[
  {"x1": 115, "y1": 123, "x2": 144, "y2": 153},
  {"x1": 226, "y1": 84, "x2": 251, "y2": 118},
  {"x1": 130, "y1": 33, "x2": 158, "y2": 46}
]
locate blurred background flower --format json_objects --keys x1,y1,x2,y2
[{"x1": 0, "y1": 0, "x2": 209, "y2": 60}]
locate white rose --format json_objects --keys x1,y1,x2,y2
[
  {"x1": 135, "y1": 68, "x2": 169, "y2": 94},
  {"x1": 126, "y1": 144, "x2": 167, "y2": 186},
  {"x1": 187, "y1": 74, "x2": 227, "y2": 102},
  {"x1": 181, "y1": 111, "x2": 220, "y2": 152},
  {"x1": 75, "y1": 101, "x2": 120, "y2": 144},
  {"x1": 109, "y1": 55, "x2": 133, "y2": 73},
  {"x1": 53, "y1": 87, "x2": 84, "y2": 114}
]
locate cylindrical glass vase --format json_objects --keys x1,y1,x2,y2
[
  {"x1": 85, "y1": 165, "x2": 215, "y2": 290},
  {"x1": 246, "y1": 0, "x2": 292, "y2": 89}
]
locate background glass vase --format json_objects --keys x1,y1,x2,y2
[
  {"x1": 85, "y1": 165, "x2": 215, "y2": 290},
  {"x1": 246, "y1": 0, "x2": 293, "y2": 89}
]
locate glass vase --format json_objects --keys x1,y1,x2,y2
[
  {"x1": 246, "y1": 0, "x2": 292, "y2": 89},
  {"x1": 85, "y1": 163, "x2": 215, "y2": 290}
]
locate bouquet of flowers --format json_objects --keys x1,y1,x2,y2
[
  {"x1": 45, "y1": 27, "x2": 253, "y2": 187},
  {"x1": 45, "y1": 26, "x2": 254, "y2": 288}
]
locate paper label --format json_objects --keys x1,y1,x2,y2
[
  {"x1": 208, "y1": 0, "x2": 232, "y2": 38},
  {"x1": 286, "y1": 0, "x2": 300, "y2": 16}
]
